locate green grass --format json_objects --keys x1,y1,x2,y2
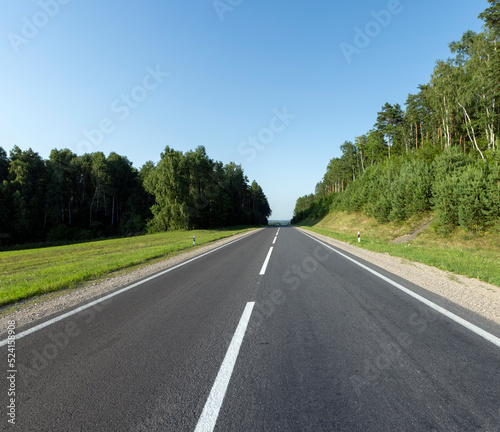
[
  {"x1": 0, "y1": 227, "x2": 256, "y2": 306},
  {"x1": 298, "y1": 212, "x2": 500, "y2": 288}
]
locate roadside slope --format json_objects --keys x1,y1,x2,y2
[{"x1": 298, "y1": 210, "x2": 500, "y2": 287}]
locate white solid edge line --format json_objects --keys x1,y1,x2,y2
[
  {"x1": 0, "y1": 232, "x2": 258, "y2": 347},
  {"x1": 300, "y1": 230, "x2": 500, "y2": 349},
  {"x1": 194, "y1": 301, "x2": 255, "y2": 432},
  {"x1": 259, "y1": 247, "x2": 274, "y2": 275}
]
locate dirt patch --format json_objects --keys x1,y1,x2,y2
[{"x1": 393, "y1": 218, "x2": 435, "y2": 244}]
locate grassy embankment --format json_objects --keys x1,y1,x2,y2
[
  {"x1": 297, "y1": 211, "x2": 500, "y2": 288},
  {"x1": 0, "y1": 227, "x2": 255, "y2": 307}
]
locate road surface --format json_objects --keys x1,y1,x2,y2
[{"x1": 2, "y1": 227, "x2": 500, "y2": 431}]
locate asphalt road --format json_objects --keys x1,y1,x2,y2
[{"x1": 2, "y1": 227, "x2": 500, "y2": 431}]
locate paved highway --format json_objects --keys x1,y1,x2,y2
[{"x1": 2, "y1": 227, "x2": 500, "y2": 431}]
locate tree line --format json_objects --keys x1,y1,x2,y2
[
  {"x1": 0, "y1": 145, "x2": 271, "y2": 246},
  {"x1": 142, "y1": 145, "x2": 271, "y2": 231},
  {"x1": 293, "y1": 1, "x2": 500, "y2": 232}
]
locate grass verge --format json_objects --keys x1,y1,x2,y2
[
  {"x1": 297, "y1": 211, "x2": 500, "y2": 288},
  {"x1": 0, "y1": 227, "x2": 256, "y2": 307}
]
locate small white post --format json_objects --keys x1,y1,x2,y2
[
  {"x1": 358, "y1": 231, "x2": 360, "y2": 242},
  {"x1": 193, "y1": 235, "x2": 196, "y2": 246}
]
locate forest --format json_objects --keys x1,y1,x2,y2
[
  {"x1": 292, "y1": 1, "x2": 500, "y2": 233},
  {"x1": 0, "y1": 145, "x2": 271, "y2": 246}
]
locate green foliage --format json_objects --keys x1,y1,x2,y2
[
  {"x1": 376, "y1": 102, "x2": 404, "y2": 157},
  {"x1": 455, "y1": 163, "x2": 491, "y2": 230},
  {"x1": 1, "y1": 144, "x2": 270, "y2": 246},
  {"x1": 431, "y1": 151, "x2": 500, "y2": 231},
  {"x1": 144, "y1": 146, "x2": 271, "y2": 232},
  {"x1": 291, "y1": 194, "x2": 332, "y2": 224},
  {"x1": 479, "y1": 0, "x2": 500, "y2": 37},
  {"x1": 389, "y1": 159, "x2": 433, "y2": 221},
  {"x1": 294, "y1": 148, "x2": 498, "y2": 233},
  {"x1": 431, "y1": 149, "x2": 470, "y2": 229},
  {"x1": 144, "y1": 146, "x2": 188, "y2": 232}
]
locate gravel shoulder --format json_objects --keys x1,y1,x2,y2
[
  {"x1": 299, "y1": 228, "x2": 500, "y2": 326},
  {"x1": 0, "y1": 229, "x2": 260, "y2": 337}
]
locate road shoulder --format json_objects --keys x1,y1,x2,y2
[
  {"x1": 298, "y1": 227, "x2": 500, "y2": 327},
  {"x1": 0, "y1": 229, "x2": 261, "y2": 336}
]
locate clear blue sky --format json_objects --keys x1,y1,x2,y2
[{"x1": 0, "y1": 0, "x2": 486, "y2": 220}]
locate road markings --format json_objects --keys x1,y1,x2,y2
[
  {"x1": 259, "y1": 247, "x2": 274, "y2": 275},
  {"x1": 194, "y1": 302, "x2": 255, "y2": 432},
  {"x1": 272, "y1": 228, "x2": 279, "y2": 244},
  {"x1": 0, "y1": 232, "x2": 258, "y2": 347},
  {"x1": 300, "y1": 230, "x2": 500, "y2": 349}
]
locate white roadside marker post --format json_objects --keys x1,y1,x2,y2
[
  {"x1": 358, "y1": 231, "x2": 360, "y2": 242},
  {"x1": 193, "y1": 235, "x2": 196, "y2": 246}
]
